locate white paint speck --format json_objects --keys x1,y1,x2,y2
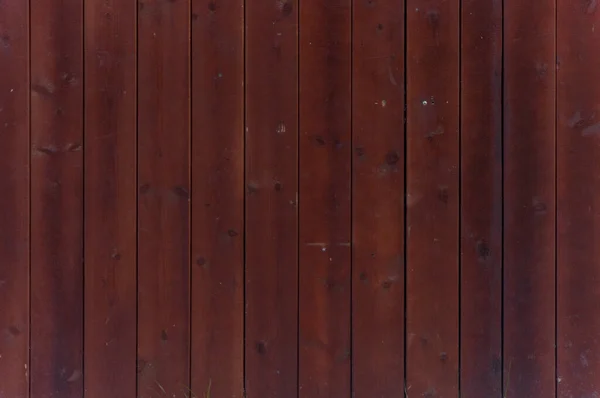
[
  {"x1": 276, "y1": 122, "x2": 286, "y2": 134},
  {"x1": 422, "y1": 100, "x2": 428, "y2": 105},
  {"x1": 381, "y1": 100, "x2": 387, "y2": 107}
]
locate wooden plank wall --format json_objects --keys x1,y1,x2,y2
[
  {"x1": 557, "y1": 1, "x2": 600, "y2": 398},
  {"x1": 460, "y1": 0, "x2": 502, "y2": 396},
  {"x1": 84, "y1": 0, "x2": 137, "y2": 397},
  {"x1": 7, "y1": 0, "x2": 600, "y2": 397},
  {"x1": 352, "y1": 0, "x2": 405, "y2": 396},
  {"x1": 30, "y1": 1, "x2": 84, "y2": 397},
  {"x1": 406, "y1": 1, "x2": 460, "y2": 396},
  {"x1": 504, "y1": 0, "x2": 556, "y2": 396},
  {"x1": 0, "y1": 1, "x2": 29, "y2": 397},
  {"x1": 137, "y1": 0, "x2": 190, "y2": 397}
]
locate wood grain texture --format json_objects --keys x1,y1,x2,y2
[
  {"x1": 298, "y1": 0, "x2": 352, "y2": 396},
  {"x1": 30, "y1": 0, "x2": 84, "y2": 396},
  {"x1": 557, "y1": 1, "x2": 600, "y2": 397},
  {"x1": 405, "y1": 0, "x2": 460, "y2": 396},
  {"x1": 190, "y1": 0, "x2": 244, "y2": 396},
  {"x1": 137, "y1": 0, "x2": 190, "y2": 396},
  {"x1": 245, "y1": 0, "x2": 298, "y2": 396},
  {"x1": 0, "y1": 1, "x2": 29, "y2": 396},
  {"x1": 84, "y1": 0, "x2": 137, "y2": 397},
  {"x1": 503, "y1": 0, "x2": 556, "y2": 396},
  {"x1": 351, "y1": 0, "x2": 405, "y2": 396},
  {"x1": 460, "y1": 0, "x2": 503, "y2": 396}
]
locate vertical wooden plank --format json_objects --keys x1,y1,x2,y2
[
  {"x1": 298, "y1": 0, "x2": 351, "y2": 396},
  {"x1": 190, "y1": 0, "x2": 244, "y2": 396},
  {"x1": 405, "y1": 0, "x2": 460, "y2": 396},
  {"x1": 503, "y1": 0, "x2": 556, "y2": 396},
  {"x1": 84, "y1": 0, "x2": 137, "y2": 397},
  {"x1": 351, "y1": 0, "x2": 405, "y2": 396},
  {"x1": 137, "y1": 0, "x2": 190, "y2": 396},
  {"x1": 557, "y1": 2, "x2": 600, "y2": 397},
  {"x1": 30, "y1": 0, "x2": 83, "y2": 396},
  {"x1": 245, "y1": 0, "x2": 298, "y2": 396},
  {"x1": 460, "y1": 0, "x2": 503, "y2": 396},
  {"x1": 0, "y1": 1, "x2": 29, "y2": 396}
]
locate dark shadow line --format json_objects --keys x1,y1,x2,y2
[
  {"x1": 553, "y1": 0, "x2": 558, "y2": 394},
  {"x1": 243, "y1": 0, "x2": 248, "y2": 395},
  {"x1": 135, "y1": 0, "x2": 140, "y2": 396},
  {"x1": 500, "y1": 0, "x2": 506, "y2": 394},
  {"x1": 402, "y1": 0, "x2": 408, "y2": 395},
  {"x1": 457, "y1": 0, "x2": 463, "y2": 394},
  {"x1": 28, "y1": 0, "x2": 32, "y2": 395},
  {"x1": 188, "y1": 0, "x2": 193, "y2": 393},
  {"x1": 349, "y1": 0, "x2": 354, "y2": 395},
  {"x1": 296, "y1": 1, "x2": 301, "y2": 397},
  {"x1": 81, "y1": 0, "x2": 86, "y2": 394}
]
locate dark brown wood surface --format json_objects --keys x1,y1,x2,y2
[
  {"x1": 245, "y1": 0, "x2": 298, "y2": 397},
  {"x1": 299, "y1": 0, "x2": 352, "y2": 397},
  {"x1": 460, "y1": 0, "x2": 503, "y2": 396},
  {"x1": 351, "y1": 0, "x2": 405, "y2": 396},
  {"x1": 137, "y1": 0, "x2": 190, "y2": 396},
  {"x1": 30, "y1": 0, "x2": 84, "y2": 396},
  {"x1": 406, "y1": 0, "x2": 460, "y2": 396},
  {"x1": 0, "y1": 1, "x2": 29, "y2": 397},
  {"x1": 190, "y1": 0, "x2": 244, "y2": 396},
  {"x1": 557, "y1": 1, "x2": 600, "y2": 396},
  {"x1": 504, "y1": 0, "x2": 556, "y2": 396},
  {"x1": 84, "y1": 0, "x2": 137, "y2": 397},
  {"x1": 7, "y1": 3, "x2": 600, "y2": 398}
]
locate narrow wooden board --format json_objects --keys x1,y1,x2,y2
[
  {"x1": 557, "y1": 1, "x2": 600, "y2": 396},
  {"x1": 190, "y1": 0, "x2": 244, "y2": 396},
  {"x1": 405, "y1": 0, "x2": 460, "y2": 396},
  {"x1": 245, "y1": 0, "x2": 298, "y2": 396},
  {"x1": 503, "y1": 0, "x2": 556, "y2": 396},
  {"x1": 0, "y1": 1, "x2": 29, "y2": 396},
  {"x1": 460, "y1": 0, "x2": 503, "y2": 396},
  {"x1": 298, "y1": 0, "x2": 352, "y2": 396},
  {"x1": 30, "y1": 0, "x2": 84, "y2": 396},
  {"x1": 351, "y1": 0, "x2": 405, "y2": 396},
  {"x1": 137, "y1": 0, "x2": 190, "y2": 396},
  {"x1": 84, "y1": 0, "x2": 137, "y2": 396}
]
